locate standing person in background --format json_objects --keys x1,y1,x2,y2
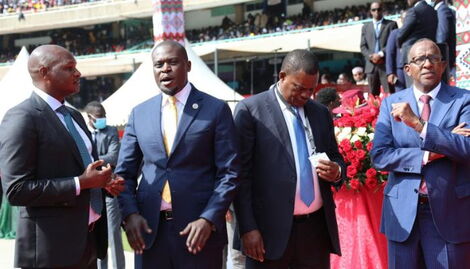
[
  {"x1": 0, "y1": 44, "x2": 124, "y2": 268},
  {"x1": 115, "y1": 41, "x2": 240, "y2": 269},
  {"x1": 360, "y1": 1, "x2": 397, "y2": 95},
  {"x1": 397, "y1": 0, "x2": 437, "y2": 87},
  {"x1": 371, "y1": 39, "x2": 470, "y2": 269},
  {"x1": 234, "y1": 49, "x2": 345, "y2": 269},
  {"x1": 85, "y1": 101, "x2": 125, "y2": 269},
  {"x1": 386, "y1": 11, "x2": 407, "y2": 92}
]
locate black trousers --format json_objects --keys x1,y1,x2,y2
[
  {"x1": 246, "y1": 208, "x2": 332, "y2": 269},
  {"x1": 368, "y1": 66, "x2": 393, "y2": 95}
]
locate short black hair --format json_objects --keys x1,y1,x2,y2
[
  {"x1": 84, "y1": 101, "x2": 105, "y2": 115},
  {"x1": 152, "y1": 40, "x2": 188, "y2": 61},
  {"x1": 315, "y1": 88, "x2": 339, "y2": 106},
  {"x1": 280, "y1": 49, "x2": 319, "y2": 75}
]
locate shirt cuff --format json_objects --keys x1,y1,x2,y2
[
  {"x1": 378, "y1": 51, "x2": 385, "y2": 57},
  {"x1": 422, "y1": 151, "x2": 430, "y2": 165},
  {"x1": 74, "y1": 177, "x2": 81, "y2": 196}
]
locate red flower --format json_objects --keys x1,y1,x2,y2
[
  {"x1": 366, "y1": 177, "x2": 378, "y2": 189},
  {"x1": 366, "y1": 141, "x2": 373, "y2": 151},
  {"x1": 354, "y1": 140, "x2": 363, "y2": 149},
  {"x1": 356, "y1": 149, "x2": 367, "y2": 161},
  {"x1": 341, "y1": 139, "x2": 352, "y2": 152},
  {"x1": 346, "y1": 165, "x2": 357, "y2": 178},
  {"x1": 350, "y1": 179, "x2": 361, "y2": 190},
  {"x1": 366, "y1": 168, "x2": 377, "y2": 178}
]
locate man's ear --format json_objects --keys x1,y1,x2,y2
[
  {"x1": 278, "y1": 71, "x2": 286, "y2": 81},
  {"x1": 38, "y1": 66, "x2": 48, "y2": 78},
  {"x1": 404, "y1": 64, "x2": 411, "y2": 76}
]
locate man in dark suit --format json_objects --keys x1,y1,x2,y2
[
  {"x1": 397, "y1": 0, "x2": 438, "y2": 87},
  {"x1": 84, "y1": 101, "x2": 125, "y2": 269},
  {"x1": 360, "y1": 1, "x2": 398, "y2": 95},
  {"x1": 0, "y1": 45, "x2": 124, "y2": 268},
  {"x1": 371, "y1": 39, "x2": 470, "y2": 268},
  {"x1": 386, "y1": 11, "x2": 407, "y2": 92},
  {"x1": 434, "y1": 0, "x2": 457, "y2": 80},
  {"x1": 115, "y1": 40, "x2": 239, "y2": 269},
  {"x1": 233, "y1": 49, "x2": 345, "y2": 269}
]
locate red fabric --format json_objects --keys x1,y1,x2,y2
[{"x1": 330, "y1": 185, "x2": 387, "y2": 269}]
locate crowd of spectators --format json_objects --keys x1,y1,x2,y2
[
  {"x1": 0, "y1": 0, "x2": 101, "y2": 16},
  {"x1": 0, "y1": 1, "x2": 406, "y2": 63},
  {"x1": 186, "y1": 1, "x2": 406, "y2": 43}
]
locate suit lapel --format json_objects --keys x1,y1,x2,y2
[
  {"x1": 30, "y1": 92, "x2": 84, "y2": 168},
  {"x1": 170, "y1": 86, "x2": 203, "y2": 156},
  {"x1": 265, "y1": 86, "x2": 295, "y2": 171},
  {"x1": 304, "y1": 102, "x2": 322, "y2": 152},
  {"x1": 152, "y1": 95, "x2": 167, "y2": 158},
  {"x1": 429, "y1": 84, "x2": 455, "y2": 127}
]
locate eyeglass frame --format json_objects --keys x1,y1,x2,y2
[{"x1": 407, "y1": 55, "x2": 444, "y2": 67}]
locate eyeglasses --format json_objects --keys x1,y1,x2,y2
[
  {"x1": 408, "y1": 55, "x2": 442, "y2": 66},
  {"x1": 370, "y1": 8, "x2": 382, "y2": 12}
]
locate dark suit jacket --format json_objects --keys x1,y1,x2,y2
[
  {"x1": 95, "y1": 126, "x2": 120, "y2": 167},
  {"x1": 436, "y1": 3, "x2": 456, "y2": 68},
  {"x1": 386, "y1": 29, "x2": 406, "y2": 91},
  {"x1": 0, "y1": 92, "x2": 108, "y2": 268},
  {"x1": 360, "y1": 18, "x2": 398, "y2": 73},
  {"x1": 371, "y1": 84, "x2": 470, "y2": 243},
  {"x1": 116, "y1": 85, "x2": 239, "y2": 253},
  {"x1": 397, "y1": 1, "x2": 437, "y2": 67},
  {"x1": 233, "y1": 86, "x2": 345, "y2": 260}
]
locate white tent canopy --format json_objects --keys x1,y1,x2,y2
[
  {"x1": 0, "y1": 47, "x2": 34, "y2": 122},
  {"x1": 102, "y1": 40, "x2": 243, "y2": 126}
]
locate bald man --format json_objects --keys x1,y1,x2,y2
[
  {"x1": 0, "y1": 45, "x2": 124, "y2": 268},
  {"x1": 371, "y1": 39, "x2": 470, "y2": 268}
]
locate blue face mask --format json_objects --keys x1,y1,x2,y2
[{"x1": 93, "y1": 118, "x2": 107, "y2": 130}]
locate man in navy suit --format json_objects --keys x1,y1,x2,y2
[
  {"x1": 360, "y1": 1, "x2": 397, "y2": 95},
  {"x1": 234, "y1": 49, "x2": 345, "y2": 269},
  {"x1": 397, "y1": 0, "x2": 438, "y2": 87},
  {"x1": 432, "y1": 0, "x2": 457, "y2": 80},
  {"x1": 371, "y1": 39, "x2": 470, "y2": 268},
  {"x1": 115, "y1": 41, "x2": 239, "y2": 269},
  {"x1": 386, "y1": 11, "x2": 407, "y2": 92}
]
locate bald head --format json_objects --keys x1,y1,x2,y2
[
  {"x1": 407, "y1": 38, "x2": 442, "y2": 63},
  {"x1": 152, "y1": 40, "x2": 188, "y2": 61},
  {"x1": 28, "y1": 45, "x2": 71, "y2": 78}
]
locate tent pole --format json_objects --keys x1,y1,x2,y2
[{"x1": 214, "y1": 48, "x2": 218, "y2": 76}]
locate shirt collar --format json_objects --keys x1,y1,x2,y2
[
  {"x1": 161, "y1": 82, "x2": 191, "y2": 107},
  {"x1": 373, "y1": 18, "x2": 383, "y2": 24},
  {"x1": 413, "y1": 82, "x2": 441, "y2": 103},
  {"x1": 32, "y1": 86, "x2": 64, "y2": 111},
  {"x1": 434, "y1": 2, "x2": 444, "y2": 10},
  {"x1": 415, "y1": 1, "x2": 423, "y2": 7}
]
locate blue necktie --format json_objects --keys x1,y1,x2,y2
[
  {"x1": 56, "y1": 105, "x2": 103, "y2": 215},
  {"x1": 292, "y1": 108, "x2": 314, "y2": 206},
  {"x1": 374, "y1": 22, "x2": 380, "y2": 53}
]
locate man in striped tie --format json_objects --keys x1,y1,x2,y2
[
  {"x1": 0, "y1": 44, "x2": 125, "y2": 268},
  {"x1": 371, "y1": 39, "x2": 470, "y2": 269}
]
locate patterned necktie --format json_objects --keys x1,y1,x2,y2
[
  {"x1": 162, "y1": 96, "x2": 178, "y2": 203},
  {"x1": 419, "y1": 95, "x2": 432, "y2": 194},
  {"x1": 56, "y1": 105, "x2": 103, "y2": 215},
  {"x1": 292, "y1": 108, "x2": 315, "y2": 206}
]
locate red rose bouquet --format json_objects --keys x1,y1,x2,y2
[{"x1": 334, "y1": 93, "x2": 388, "y2": 191}]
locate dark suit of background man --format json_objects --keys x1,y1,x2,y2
[
  {"x1": 397, "y1": 0, "x2": 437, "y2": 87},
  {"x1": 84, "y1": 101, "x2": 125, "y2": 269},
  {"x1": 115, "y1": 40, "x2": 239, "y2": 269},
  {"x1": 371, "y1": 39, "x2": 470, "y2": 269},
  {"x1": 432, "y1": 0, "x2": 457, "y2": 80},
  {"x1": 0, "y1": 45, "x2": 124, "y2": 269},
  {"x1": 360, "y1": 1, "x2": 398, "y2": 95},
  {"x1": 386, "y1": 11, "x2": 407, "y2": 92},
  {"x1": 234, "y1": 49, "x2": 345, "y2": 269}
]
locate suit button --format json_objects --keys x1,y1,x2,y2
[{"x1": 414, "y1": 189, "x2": 418, "y2": 193}]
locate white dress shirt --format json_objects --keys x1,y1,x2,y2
[
  {"x1": 159, "y1": 82, "x2": 192, "y2": 211},
  {"x1": 33, "y1": 87, "x2": 100, "y2": 224},
  {"x1": 275, "y1": 86, "x2": 323, "y2": 215}
]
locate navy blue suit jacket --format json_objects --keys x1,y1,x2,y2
[
  {"x1": 233, "y1": 86, "x2": 344, "y2": 259},
  {"x1": 116, "y1": 85, "x2": 240, "y2": 251},
  {"x1": 436, "y1": 3, "x2": 456, "y2": 68},
  {"x1": 371, "y1": 84, "x2": 470, "y2": 243},
  {"x1": 397, "y1": 1, "x2": 437, "y2": 66}
]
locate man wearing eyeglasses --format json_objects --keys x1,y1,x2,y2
[
  {"x1": 371, "y1": 39, "x2": 470, "y2": 268},
  {"x1": 397, "y1": 0, "x2": 438, "y2": 87},
  {"x1": 360, "y1": 2, "x2": 397, "y2": 95}
]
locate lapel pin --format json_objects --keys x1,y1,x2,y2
[{"x1": 192, "y1": 103, "x2": 199, "y2": 110}]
